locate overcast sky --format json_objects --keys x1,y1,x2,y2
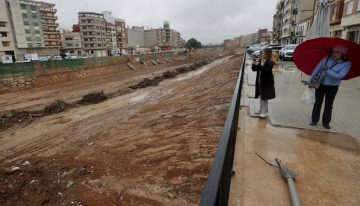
[{"x1": 46, "y1": 0, "x2": 278, "y2": 44}]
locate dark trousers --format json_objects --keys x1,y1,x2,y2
[{"x1": 311, "y1": 84, "x2": 339, "y2": 124}]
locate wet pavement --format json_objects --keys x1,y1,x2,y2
[
  {"x1": 230, "y1": 56, "x2": 360, "y2": 205},
  {"x1": 246, "y1": 57, "x2": 360, "y2": 141}
]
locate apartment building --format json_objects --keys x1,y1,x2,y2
[
  {"x1": 294, "y1": 0, "x2": 314, "y2": 44},
  {"x1": 79, "y1": 12, "x2": 107, "y2": 57},
  {"x1": 61, "y1": 32, "x2": 82, "y2": 56},
  {"x1": 281, "y1": 0, "x2": 297, "y2": 45},
  {"x1": 127, "y1": 21, "x2": 184, "y2": 53},
  {"x1": 0, "y1": 0, "x2": 60, "y2": 60},
  {"x1": 272, "y1": 0, "x2": 285, "y2": 45},
  {"x1": 114, "y1": 18, "x2": 127, "y2": 53},
  {"x1": 341, "y1": 0, "x2": 360, "y2": 43},
  {"x1": 0, "y1": 0, "x2": 16, "y2": 61},
  {"x1": 37, "y1": 1, "x2": 60, "y2": 48},
  {"x1": 105, "y1": 22, "x2": 118, "y2": 55}
]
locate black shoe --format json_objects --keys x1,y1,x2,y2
[
  {"x1": 310, "y1": 121, "x2": 317, "y2": 126},
  {"x1": 323, "y1": 123, "x2": 331, "y2": 129}
]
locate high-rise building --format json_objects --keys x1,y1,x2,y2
[
  {"x1": 1, "y1": 0, "x2": 61, "y2": 60},
  {"x1": 114, "y1": 18, "x2": 127, "y2": 53},
  {"x1": 78, "y1": 12, "x2": 107, "y2": 57},
  {"x1": 273, "y1": 0, "x2": 285, "y2": 45},
  {"x1": 0, "y1": 0, "x2": 16, "y2": 61},
  {"x1": 38, "y1": 1, "x2": 60, "y2": 48},
  {"x1": 105, "y1": 22, "x2": 118, "y2": 55}
]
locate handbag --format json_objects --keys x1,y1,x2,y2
[{"x1": 309, "y1": 56, "x2": 338, "y2": 89}]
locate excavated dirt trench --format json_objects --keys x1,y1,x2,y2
[{"x1": 0, "y1": 51, "x2": 243, "y2": 205}]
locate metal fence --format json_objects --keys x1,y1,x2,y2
[{"x1": 200, "y1": 53, "x2": 246, "y2": 206}]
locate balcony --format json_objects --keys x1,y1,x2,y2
[
  {"x1": 40, "y1": 7, "x2": 57, "y2": 13},
  {"x1": 42, "y1": 22, "x2": 59, "y2": 28},
  {"x1": 43, "y1": 30, "x2": 60, "y2": 34}
]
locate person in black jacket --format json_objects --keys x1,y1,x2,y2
[{"x1": 251, "y1": 48, "x2": 276, "y2": 118}]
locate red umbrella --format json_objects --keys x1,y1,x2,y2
[{"x1": 293, "y1": 37, "x2": 360, "y2": 80}]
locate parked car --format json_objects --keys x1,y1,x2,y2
[
  {"x1": 51, "y1": 56, "x2": 62, "y2": 61},
  {"x1": 251, "y1": 44, "x2": 268, "y2": 59},
  {"x1": 247, "y1": 44, "x2": 261, "y2": 54},
  {"x1": 280, "y1": 44, "x2": 298, "y2": 60},
  {"x1": 15, "y1": 59, "x2": 31, "y2": 63},
  {"x1": 39, "y1": 57, "x2": 49, "y2": 61},
  {"x1": 265, "y1": 45, "x2": 283, "y2": 52}
]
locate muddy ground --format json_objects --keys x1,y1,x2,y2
[{"x1": 0, "y1": 49, "x2": 243, "y2": 205}]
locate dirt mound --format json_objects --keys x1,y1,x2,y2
[
  {"x1": 78, "y1": 91, "x2": 108, "y2": 104},
  {"x1": 129, "y1": 60, "x2": 210, "y2": 90},
  {"x1": 163, "y1": 70, "x2": 177, "y2": 78},
  {"x1": 0, "y1": 111, "x2": 36, "y2": 129},
  {"x1": 129, "y1": 75, "x2": 165, "y2": 89},
  {"x1": 44, "y1": 100, "x2": 71, "y2": 114}
]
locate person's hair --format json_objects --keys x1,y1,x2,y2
[
  {"x1": 262, "y1": 48, "x2": 272, "y2": 60},
  {"x1": 263, "y1": 48, "x2": 272, "y2": 54}
]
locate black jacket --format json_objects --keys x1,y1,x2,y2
[{"x1": 251, "y1": 60, "x2": 276, "y2": 100}]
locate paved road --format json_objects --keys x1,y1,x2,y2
[{"x1": 245, "y1": 57, "x2": 360, "y2": 141}]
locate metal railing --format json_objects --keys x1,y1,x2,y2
[{"x1": 200, "y1": 52, "x2": 246, "y2": 206}]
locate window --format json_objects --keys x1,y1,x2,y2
[
  {"x1": 27, "y1": 43, "x2": 33, "y2": 47},
  {"x1": 25, "y1": 29, "x2": 31, "y2": 34},
  {"x1": 34, "y1": 30, "x2": 40, "y2": 34},
  {"x1": 26, "y1": 37, "x2": 32, "y2": 41},
  {"x1": 334, "y1": 30, "x2": 342, "y2": 37},
  {"x1": 22, "y1": 13, "x2": 28, "y2": 18},
  {"x1": 346, "y1": 0, "x2": 354, "y2": 15},
  {"x1": 36, "y1": 37, "x2": 41, "y2": 42},
  {"x1": 33, "y1": 22, "x2": 39, "y2": 26},
  {"x1": 347, "y1": 30, "x2": 359, "y2": 43},
  {"x1": 21, "y1": 4, "x2": 26, "y2": 9},
  {"x1": 0, "y1": 32, "x2": 7, "y2": 37},
  {"x1": 2, "y1": 41, "x2": 10, "y2": 47},
  {"x1": 31, "y1": 5, "x2": 36, "y2": 10},
  {"x1": 23, "y1": 21, "x2": 29, "y2": 25},
  {"x1": 0, "y1": 22, "x2": 6, "y2": 27},
  {"x1": 36, "y1": 43, "x2": 42, "y2": 47}
]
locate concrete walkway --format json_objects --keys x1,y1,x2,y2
[
  {"x1": 246, "y1": 57, "x2": 360, "y2": 141},
  {"x1": 230, "y1": 57, "x2": 360, "y2": 205}
]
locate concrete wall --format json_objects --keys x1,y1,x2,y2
[
  {"x1": 0, "y1": 51, "x2": 182, "y2": 93},
  {"x1": 144, "y1": 30, "x2": 157, "y2": 48},
  {"x1": 0, "y1": 51, "x2": 180, "y2": 78},
  {"x1": 127, "y1": 27, "x2": 145, "y2": 48}
]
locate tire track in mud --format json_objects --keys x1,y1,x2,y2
[
  {"x1": 0, "y1": 53, "x2": 243, "y2": 206},
  {"x1": 0, "y1": 57, "x2": 220, "y2": 132}
]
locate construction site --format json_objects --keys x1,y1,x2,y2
[{"x1": 0, "y1": 49, "x2": 243, "y2": 205}]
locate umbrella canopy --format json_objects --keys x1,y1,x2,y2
[
  {"x1": 293, "y1": 37, "x2": 360, "y2": 80},
  {"x1": 307, "y1": 0, "x2": 331, "y2": 39}
]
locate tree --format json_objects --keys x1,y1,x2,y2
[{"x1": 186, "y1": 38, "x2": 202, "y2": 49}]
